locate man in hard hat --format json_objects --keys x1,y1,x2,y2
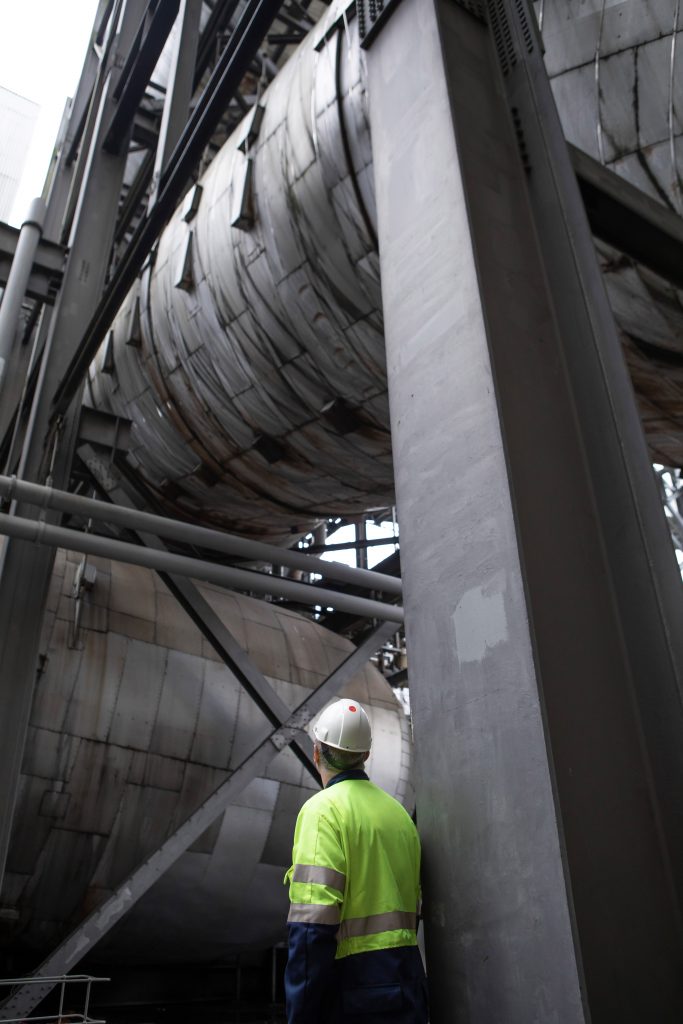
[{"x1": 284, "y1": 697, "x2": 428, "y2": 1023}]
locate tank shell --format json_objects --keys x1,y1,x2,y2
[
  {"x1": 88, "y1": 3, "x2": 390, "y2": 540},
  {"x1": 2, "y1": 550, "x2": 411, "y2": 963}
]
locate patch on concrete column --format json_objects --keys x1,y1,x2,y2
[{"x1": 452, "y1": 581, "x2": 508, "y2": 664}]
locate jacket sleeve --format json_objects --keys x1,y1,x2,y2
[{"x1": 284, "y1": 801, "x2": 346, "y2": 1024}]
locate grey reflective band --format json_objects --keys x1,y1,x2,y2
[
  {"x1": 292, "y1": 864, "x2": 346, "y2": 892},
  {"x1": 338, "y1": 910, "x2": 417, "y2": 940},
  {"x1": 288, "y1": 902, "x2": 342, "y2": 925}
]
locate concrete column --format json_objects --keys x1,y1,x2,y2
[
  {"x1": 366, "y1": 0, "x2": 683, "y2": 1020},
  {"x1": 0, "y1": 199, "x2": 45, "y2": 396}
]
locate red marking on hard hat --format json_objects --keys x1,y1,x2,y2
[{"x1": 349, "y1": 705, "x2": 357, "y2": 712}]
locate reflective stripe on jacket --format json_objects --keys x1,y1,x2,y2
[{"x1": 285, "y1": 770, "x2": 422, "y2": 958}]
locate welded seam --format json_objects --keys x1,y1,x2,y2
[
  {"x1": 632, "y1": 46, "x2": 677, "y2": 212},
  {"x1": 594, "y1": 0, "x2": 607, "y2": 164}
]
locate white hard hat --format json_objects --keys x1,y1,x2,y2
[{"x1": 313, "y1": 698, "x2": 372, "y2": 752}]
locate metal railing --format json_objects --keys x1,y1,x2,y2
[{"x1": 0, "y1": 974, "x2": 109, "y2": 1024}]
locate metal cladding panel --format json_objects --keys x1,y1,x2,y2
[
  {"x1": 260, "y1": 781, "x2": 312, "y2": 866},
  {"x1": 2, "y1": 553, "x2": 412, "y2": 960},
  {"x1": 108, "y1": 640, "x2": 168, "y2": 749},
  {"x1": 85, "y1": 0, "x2": 683, "y2": 536},
  {"x1": 103, "y1": 801, "x2": 285, "y2": 963},
  {"x1": 88, "y1": 2, "x2": 389, "y2": 539},
  {"x1": 23, "y1": 829, "x2": 107, "y2": 926},
  {"x1": 189, "y1": 659, "x2": 241, "y2": 768},
  {"x1": 538, "y1": 0, "x2": 683, "y2": 211},
  {"x1": 149, "y1": 649, "x2": 205, "y2": 760},
  {"x1": 5, "y1": 777, "x2": 54, "y2": 876}
]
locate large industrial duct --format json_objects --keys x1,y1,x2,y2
[
  {"x1": 540, "y1": 0, "x2": 683, "y2": 466},
  {"x1": 539, "y1": 0, "x2": 683, "y2": 213},
  {"x1": 2, "y1": 550, "x2": 411, "y2": 961},
  {"x1": 88, "y1": 5, "x2": 387, "y2": 538},
  {"x1": 87, "y1": 0, "x2": 683, "y2": 541}
]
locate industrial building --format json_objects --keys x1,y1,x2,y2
[
  {"x1": 0, "y1": 86, "x2": 39, "y2": 224},
  {"x1": 0, "y1": 0, "x2": 682, "y2": 1020}
]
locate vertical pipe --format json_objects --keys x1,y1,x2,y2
[
  {"x1": 0, "y1": 198, "x2": 46, "y2": 397},
  {"x1": 356, "y1": 518, "x2": 369, "y2": 570}
]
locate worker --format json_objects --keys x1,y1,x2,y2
[{"x1": 284, "y1": 697, "x2": 428, "y2": 1023}]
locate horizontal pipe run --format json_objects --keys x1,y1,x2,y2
[
  {"x1": 0, "y1": 474, "x2": 401, "y2": 596},
  {"x1": 0, "y1": 512, "x2": 404, "y2": 622}
]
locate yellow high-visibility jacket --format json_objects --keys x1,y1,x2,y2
[{"x1": 284, "y1": 769, "x2": 427, "y2": 1024}]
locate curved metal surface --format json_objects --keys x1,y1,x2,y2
[
  {"x1": 88, "y1": 0, "x2": 683, "y2": 543},
  {"x1": 2, "y1": 549, "x2": 412, "y2": 962},
  {"x1": 89, "y1": 3, "x2": 389, "y2": 538},
  {"x1": 538, "y1": 0, "x2": 683, "y2": 212}
]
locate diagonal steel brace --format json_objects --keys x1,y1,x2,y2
[
  {"x1": 1, "y1": 618, "x2": 396, "y2": 1017},
  {"x1": 78, "y1": 442, "x2": 320, "y2": 780}
]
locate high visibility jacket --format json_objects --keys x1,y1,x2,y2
[{"x1": 284, "y1": 769, "x2": 428, "y2": 1024}]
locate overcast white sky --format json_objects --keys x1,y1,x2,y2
[{"x1": 0, "y1": 0, "x2": 99, "y2": 225}]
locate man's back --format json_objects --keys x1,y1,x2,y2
[{"x1": 285, "y1": 769, "x2": 428, "y2": 1023}]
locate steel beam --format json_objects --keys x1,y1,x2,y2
[
  {"x1": 570, "y1": 143, "x2": 683, "y2": 291},
  {"x1": 0, "y1": 619, "x2": 395, "y2": 1018},
  {"x1": 148, "y1": 0, "x2": 203, "y2": 207},
  {"x1": 79, "y1": 443, "x2": 319, "y2": 780},
  {"x1": 0, "y1": 0, "x2": 110, "y2": 460},
  {"x1": 0, "y1": 219, "x2": 63, "y2": 305},
  {"x1": 52, "y1": 0, "x2": 285, "y2": 416},
  {"x1": 103, "y1": 0, "x2": 181, "y2": 154},
  {"x1": 0, "y1": 0, "x2": 147, "y2": 893},
  {"x1": 365, "y1": 0, "x2": 683, "y2": 1020}
]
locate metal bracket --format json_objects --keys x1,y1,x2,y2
[
  {"x1": 271, "y1": 707, "x2": 314, "y2": 751},
  {"x1": 358, "y1": 0, "x2": 402, "y2": 48},
  {"x1": 358, "y1": 0, "x2": 486, "y2": 46}
]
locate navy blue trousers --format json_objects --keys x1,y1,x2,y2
[{"x1": 285, "y1": 923, "x2": 428, "y2": 1023}]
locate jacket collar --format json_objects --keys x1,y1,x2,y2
[{"x1": 325, "y1": 769, "x2": 369, "y2": 789}]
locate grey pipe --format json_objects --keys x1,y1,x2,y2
[
  {"x1": 0, "y1": 199, "x2": 46, "y2": 396},
  {"x1": 0, "y1": 474, "x2": 401, "y2": 595},
  {"x1": 0, "y1": 511, "x2": 404, "y2": 622}
]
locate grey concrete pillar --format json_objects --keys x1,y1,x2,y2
[{"x1": 366, "y1": 0, "x2": 683, "y2": 1020}]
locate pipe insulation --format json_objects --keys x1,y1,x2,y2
[{"x1": 88, "y1": 2, "x2": 389, "y2": 538}]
